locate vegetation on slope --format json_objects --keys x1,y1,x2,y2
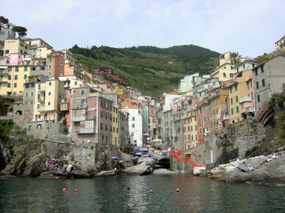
[{"x1": 69, "y1": 45, "x2": 220, "y2": 97}]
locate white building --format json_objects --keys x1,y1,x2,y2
[{"x1": 124, "y1": 108, "x2": 143, "y2": 147}]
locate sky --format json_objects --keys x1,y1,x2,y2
[{"x1": 1, "y1": 0, "x2": 285, "y2": 58}]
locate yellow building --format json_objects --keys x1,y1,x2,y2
[
  {"x1": 227, "y1": 70, "x2": 252, "y2": 124},
  {"x1": 211, "y1": 52, "x2": 237, "y2": 81},
  {"x1": 0, "y1": 64, "x2": 31, "y2": 96},
  {"x1": 209, "y1": 89, "x2": 228, "y2": 132},
  {"x1": 3, "y1": 39, "x2": 29, "y2": 56},
  {"x1": 112, "y1": 105, "x2": 119, "y2": 145},
  {"x1": 114, "y1": 85, "x2": 126, "y2": 96},
  {"x1": 34, "y1": 78, "x2": 64, "y2": 121}
]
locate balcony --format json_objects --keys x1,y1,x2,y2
[
  {"x1": 245, "y1": 107, "x2": 255, "y2": 113},
  {"x1": 239, "y1": 96, "x2": 252, "y2": 104},
  {"x1": 75, "y1": 128, "x2": 96, "y2": 134},
  {"x1": 0, "y1": 71, "x2": 8, "y2": 75},
  {"x1": 71, "y1": 116, "x2": 86, "y2": 122},
  {"x1": 223, "y1": 115, "x2": 230, "y2": 120}
]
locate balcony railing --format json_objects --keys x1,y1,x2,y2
[
  {"x1": 245, "y1": 107, "x2": 255, "y2": 113},
  {"x1": 71, "y1": 116, "x2": 96, "y2": 122},
  {"x1": 75, "y1": 128, "x2": 96, "y2": 134},
  {"x1": 239, "y1": 96, "x2": 252, "y2": 103},
  {"x1": 223, "y1": 115, "x2": 230, "y2": 120},
  {"x1": 0, "y1": 71, "x2": 8, "y2": 75}
]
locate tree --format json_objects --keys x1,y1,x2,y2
[
  {"x1": 12, "y1": 26, "x2": 27, "y2": 38},
  {"x1": 0, "y1": 16, "x2": 9, "y2": 26}
]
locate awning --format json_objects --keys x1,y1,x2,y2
[{"x1": 184, "y1": 152, "x2": 192, "y2": 155}]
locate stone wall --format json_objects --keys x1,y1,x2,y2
[
  {"x1": 171, "y1": 119, "x2": 270, "y2": 173},
  {"x1": 27, "y1": 122, "x2": 71, "y2": 142}
]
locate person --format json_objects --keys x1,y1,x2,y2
[{"x1": 273, "y1": 153, "x2": 278, "y2": 159}]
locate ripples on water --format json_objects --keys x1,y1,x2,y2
[{"x1": 0, "y1": 174, "x2": 285, "y2": 212}]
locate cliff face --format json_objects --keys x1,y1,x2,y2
[
  {"x1": 0, "y1": 124, "x2": 122, "y2": 177},
  {"x1": 171, "y1": 119, "x2": 270, "y2": 173}
]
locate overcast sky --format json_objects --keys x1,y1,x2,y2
[{"x1": 1, "y1": 0, "x2": 284, "y2": 58}]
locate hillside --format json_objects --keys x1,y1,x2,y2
[{"x1": 69, "y1": 45, "x2": 220, "y2": 97}]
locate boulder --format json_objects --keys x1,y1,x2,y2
[
  {"x1": 71, "y1": 170, "x2": 90, "y2": 178},
  {"x1": 96, "y1": 170, "x2": 116, "y2": 177},
  {"x1": 193, "y1": 167, "x2": 206, "y2": 175},
  {"x1": 23, "y1": 152, "x2": 49, "y2": 176},
  {"x1": 39, "y1": 171, "x2": 55, "y2": 179}
]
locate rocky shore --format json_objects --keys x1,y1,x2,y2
[{"x1": 201, "y1": 150, "x2": 285, "y2": 186}]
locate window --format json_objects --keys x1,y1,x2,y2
[
  {"x1": 15, "y1": 75, "x2": 18, "y2": 80},
  {"x1": 14, "y1": 83, "x2": 17, "y2": 88},
  {"x1": 230, "y1": 87, "x2": 232, "y2": 93},
  {"x1": 48, "y1": 102, "x2": 51, "y2": 106},
  {"x1": 231, "y1": 108, "x2": 234, "y2": 114},
  {"x1": 256, "y1": 82, "x2": 259, "y2": 89},
  {"x1": 231, "y1": 98, "x2": 233, "y2": 104},
  {"x1": 26, "y1": 92, "x2": 28, "y2": 97},
  {"x1": 236, "y1": 96, "x2": 238, "y2": 103},
  {"x1": 48, "y1": 71, "x2": 51, "y2": 76},
  {"x1": 8, "y1": 75, "x2": 11, "y2": 80},
  {"x1": 262, "y1": 79, "x2": 265, "y2": 87},
  {"x1": 37, "y1": 104, "x2": 40, "y2": 109},
  {"x1": 255, "y1": 69, "x2": 258, "y2": 76},
  {"x1": 24, "y1": 66, "x2": 28, "y2": 71},
  {"x1": 48, "y1": 65, "x2": 52, "y2": 69},
  {"x1": 100, "y1": 123, "x2": 103, "y2": 130},
  {"x1": 49, "y1": 57, "x2": 52, "y2": 62},
  {"x1": 235, "y1": 84, "x2": 237, "y2": 91},
  {"x1": 261, "y1": 66, "x2": 264, "y2": 73},
  {"x1": 75, "y1": 81, "x2": 77, "y2": 85},
  {"x1": 247, "y1": 81, "x2": 249, "y2": 89},
  {"x1": 24, "y1": 75, "x2": 27, "y2": 80},
  {"x1": 257, "y1": 95, "x2": 260, "y2": 102},
  {"x1": 236, "y1": 106, "x2": 239, "y2": 113},
  {"x1": 223, "y1": 73, "x2": 226, "y2": 77},
  {"x1": 15, "y1": 67, "x2": 18, "y2": 72},
  {"x1": 30, "y1": 101, "x2": 33, "y2": 105},
  {"x1": 230, "y1": 74, "x2": 233, "y2": 78},
  {"x1": 31, "y1": 92, "x2": 33, "y2": 97},
  {"x1": 49, "y1": 82, "x2": 52, "y2": 86},
  {"x1": 132, "y1": 124, "x2": 135, "y2": 128},
  {"x1": 105, "y1": 124, "x2": 108, "y2": 130},
  {"x1": 48, "y1": 92, "x2": 51, "y2": 96},
  {"x1": 132, "y1": 117, "x2": 135, "y2": 121},
  {"x1": 81, "y1": 89, "x2": 85, "y2": 95},
  {"x1": 8, "y1": 67, "x2": 12, "y2": 72}
]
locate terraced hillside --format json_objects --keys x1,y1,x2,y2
[{"x1": 69, "y1": 45, "x2": 220, "y2": 97}]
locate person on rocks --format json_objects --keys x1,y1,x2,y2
[{"x1": 272, "y1": 153, "x2": 278, "y2": 159}]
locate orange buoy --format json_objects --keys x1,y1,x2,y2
[
  {"x1": 63, "y1": 188, "x2": 66, "y2": 192},
  {"x1": 176, "y1": 188, "x2": 180, "y2": 192},
  {"x1": 49, "y1": 205, "x2": 54, "y2": 209},
  {"x1": 150, "y1": 189, "x2": 154, "y2": 193},
  {"x1": 132, "y1": 204, "x2": 136, "y2": 207},
  {"x1": 75, "y1": 189, "x2": 78, "y2": 192}
]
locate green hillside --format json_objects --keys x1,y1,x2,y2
[{"x1": 69, "y1": 45, "x2": 220, "y2": 97}]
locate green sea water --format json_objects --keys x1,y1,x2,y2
[{"x1": 0, "y1": 174, "x2": 284, "y2": 212}]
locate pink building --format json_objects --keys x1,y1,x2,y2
[
  {"x1": 70, "y1": 87, "x2": 113, "y2": 144},
  {"x1": 240, "y1": 75, "x2": 255, "y2": 119},
  {"x1": 0, "y1": 53, "x2": 31, "y2": 65}
]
